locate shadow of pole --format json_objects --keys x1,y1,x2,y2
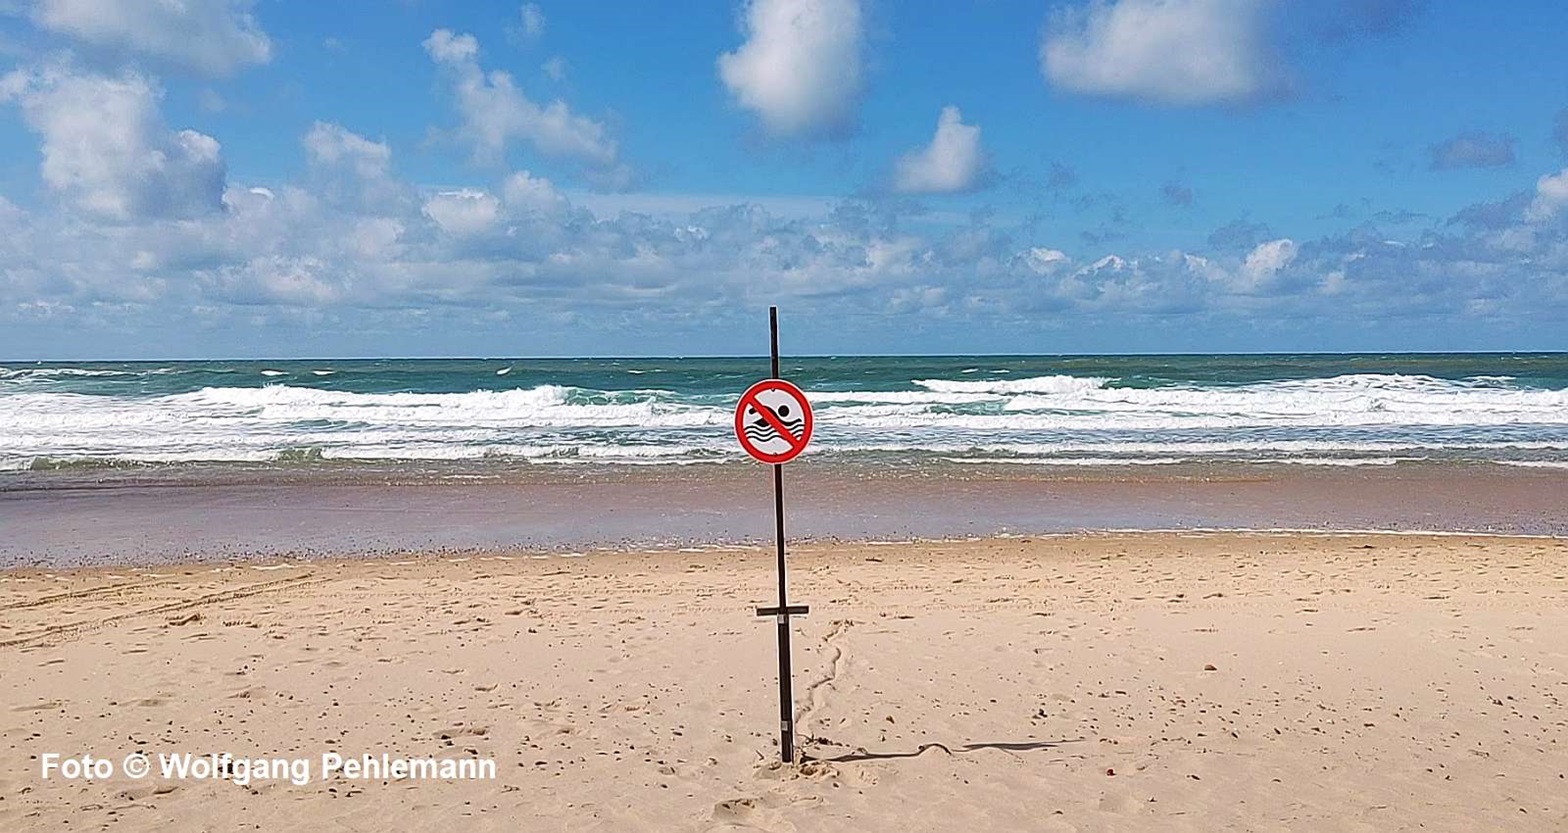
[{"x1": 805, "y1": 738, "x2": 1083, "y2": 763}]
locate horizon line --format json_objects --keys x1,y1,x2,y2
[{"x1": 5, "y1": 349, "x2": 1568, "y2": 364}]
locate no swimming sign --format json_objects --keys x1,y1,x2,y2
[{"x1": 734, "y1": 378, "x2": 813, "y2": 464}]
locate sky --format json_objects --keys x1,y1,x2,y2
[{"x1": 0, "y1": 0, "x2": 1566, "y2": 359}]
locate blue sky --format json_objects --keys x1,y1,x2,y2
[{"x1": 0, "y1": 0, "x2": 1566, "y2": 359}]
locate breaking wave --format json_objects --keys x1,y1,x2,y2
[{"x1": 3, "y1": 367, "x2": 1568, "y2": 468}]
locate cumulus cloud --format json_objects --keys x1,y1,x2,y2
[
  {"x1": 717, "y1": 0, "x2": 863, "y2": 137},
  {"x1": 301, "y1": 122, "x2": 406, "y2": 210},
  {"x1": 1018, "y1": 247, "x2": 1070, "y2": 274},
  {"x1": 304, "y1": 122, "x2": 391, "y2": 180},
  {"x1": 1525, "y1": 169, "x2": 1568, "y2": 223},
  {"x1": 422, "y1": 189, "x2": 502, "y2": 237},
  {"x1": 1038, "y1": 253, "x2": 1211, "y2": 314},
  {"x1": 892, "y1": 106, "x2": 986, "y2": 194},
  {"x1": 1238, "y1": 237, "x2": 1298, "y2": 289},
  {"x1": 501, "y1": 170, "x2": 564, "y2": 212},
  {"x1": 1040, "y1": 0, "x2": 1281, "y2": 105},
  {"x1": 5, "y1": 126, "x2": 1568, "y2": 354},
  {"x1": 1, "y1": 65, "x2": 226, "y2": 220},
  {"x1": 423, "y1": 29, "x2": 478, "y2": 63},
  {"x1": 1428, "y1": 131, "x2": 1516, "y2": 170},
  {"x1": 424, "y1": 29, "x2": 624, "y2": 181},
  {"x1": 31, "y1": 0, "x2": 271, "y2": 76}
]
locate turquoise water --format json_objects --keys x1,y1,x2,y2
[{"x1": 3, "y1": 353, "x2": 1567, "y2": 471}]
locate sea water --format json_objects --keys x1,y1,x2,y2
[{"x1": 2, "y1": 353, "x2": 1567, "y2": 473}]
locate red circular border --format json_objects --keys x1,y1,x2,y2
[{"x1": 733, "y1": 379, "x2": 814, "y2": 464}]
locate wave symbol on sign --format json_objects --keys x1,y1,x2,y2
[{"x1": 743, "y1": 404, "x2": 803, "y2": 443}]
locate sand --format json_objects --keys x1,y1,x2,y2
[{"x1": 3, "y1": 532, "x2": 1567, "y2": 831}]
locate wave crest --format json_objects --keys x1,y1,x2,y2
[{"x1": 913, "y1": 375, "x2": 1110, "y2": 394}]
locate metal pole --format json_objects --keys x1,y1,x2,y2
[
  {"x1": 770, "y1": 306, "x2": 780, "y2": 379},
  {"x1": 769, "y1": 306, "x2": 796, "y2": 763}
]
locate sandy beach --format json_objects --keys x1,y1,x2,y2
[{"x1": 4, "y1": 532, "x2": 1566, "y2": 831}]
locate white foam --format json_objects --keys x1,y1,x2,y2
[
  {"x1": 0, "y1": 367, "x2": 130, "y2": 379},
  {"x1": 4, "y1": 372, "x2": 1568, "y2": 469},
  {"x1": 808, "y1": 390, "x2": 997, "y2": 405},
  {"x1": 913, "y1": 375, "x2": 1109, "y2": 394}
]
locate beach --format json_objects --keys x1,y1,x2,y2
[
  {"x1": 4, "y1": 532, "x2": 1566, "y2": 831},
  {"x1": 6, "y1": 354, "x2": 1568, "y2": 830}
]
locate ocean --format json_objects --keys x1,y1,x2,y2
[{"x1": 3, "y1": 353, "x2": 1568, "y2": 475}]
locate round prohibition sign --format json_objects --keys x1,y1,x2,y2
[{"x1": 734, "y1": 379, "x2": 814, "y2": 464}]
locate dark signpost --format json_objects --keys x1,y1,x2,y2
[{"x1": 733, "y1": 307, "x2": 813, "y2": 763}]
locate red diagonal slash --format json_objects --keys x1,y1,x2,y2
[{"x1": 741, "y1": 391, "x2": 802, "y2": 448}]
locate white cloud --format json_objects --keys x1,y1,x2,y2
[
  {"x1": 423, "y1": 29, "x2": 478, "y2": 63},
  {"x1": 423, "y1": 29, "x2": 622, "y2": 175},
  {"x1": 520, "y1": 4, "x2": 545, "y2": 38},
  {"x1": 304, "y1": 122, "x2": 391, "y2": 180},
  {"x1": 1040, "y1": 0, "x2": 1279, "y2": 105},
  {"x1": 2, "y1": 66, "x2": 225, "y2": 220},
  {"x1": 717, "y1": 0, "x2": 863, "y2": 137},
  {"x1": 1019, "y1": 247, "x2": 1070, "y2": 274},
  {"x1": 422, "y1": 189, "x2": 502, "y2": 236},
  {"x1": 893, "y1": 106, "x2": 986, "y2": 194},
  {"x1": 3, "y1": 119, "x2": 1567, "y2": 353},
  {"x1": 1239, "y1": 237, "x2": 1298, "y2": 288},
  {"x1": 1526, "y1": 168, "x2": 1568, "y2": 223},
  {"x1": 301, "y1": 122, "x2": 404, "y2": 210},
  {"x1": 32, "y1": 0, "x2": 271, "y2": 76},
  {"x1": 542, "y1": 56, "x2": 567, "y2": 81},
  {"x1": 502, "y1": 170, "x2": 564, "y2": 212},
  {"x1": 567, "y1": 191, "x2": 836, "y2": 220},
  {"x1": 211, "y1": 255, "x2": 343, "y2": 306}
]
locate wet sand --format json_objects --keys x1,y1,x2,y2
[
  {"x1": 4, "y1": 462, "x2": 1568, "y2": 566},
  {"x1": 3, "y1": 533, "x2": 1567, "y2": 831}
]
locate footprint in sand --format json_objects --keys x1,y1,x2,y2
[
  {"x1": 12, "y1": 700, "x2": 65, "y2": 712},
  {"x1": 435, "y1": 725, "x2": 489, "y2": 740},
  {"x1": 712, "y1": 796, "x2": 765, "y2": 823},
  {"x1": 711, "y1": 793, "x2": 820, "y2": 829}
]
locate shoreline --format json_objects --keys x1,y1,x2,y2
[
  {"x1": 6, "y1": 454, "x2": 1568, "y2": 484},
  {"x1": 4, "y1": 528, "x2": 1567, "y2": 578},
  {"x1": 6, "y1": 461, "x2": 1568, "y2": 568}
]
